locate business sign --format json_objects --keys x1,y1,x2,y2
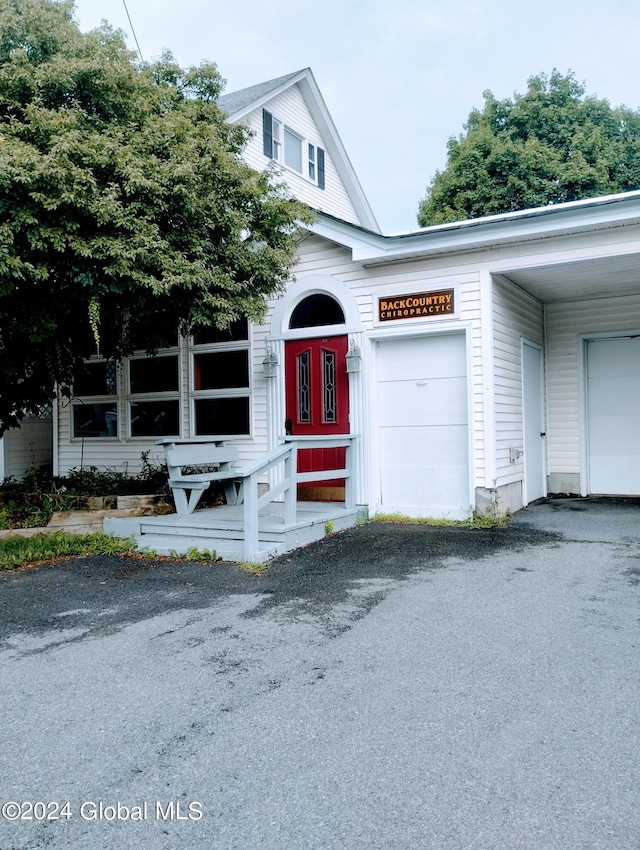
[{"x1": 378, "y1": 288, "x2": 455, "y2": 322}]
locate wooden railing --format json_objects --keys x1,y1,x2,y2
[
  {"x1": 158, "y1": 435, "x2": 358, "y2": 562},
  {"x1": 282, "y1": 434, "x2": 358, "y2": 510},
  {"x1": 238, "y1": 441, "x2": 297, "y2": 560},
  {"x1": 241, "y1": 434, "x2": 358, "y2": 561}
]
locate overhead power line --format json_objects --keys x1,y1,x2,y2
[{"x1": 122, "y1": 0, "x2": 143, "y2": 62}]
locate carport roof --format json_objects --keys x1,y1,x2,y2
[{"x1": 498, "y1": 251, "x2": 640, "y2": 303}]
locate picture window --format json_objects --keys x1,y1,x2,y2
[{"x1": 190, "y1": 322, "x2": 251, "y2": 437}]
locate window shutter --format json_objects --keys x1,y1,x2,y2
[
  {"x1": 317, "y1": 147, "x2": 325, "y2": 190},
  {"x1": 263, "y1": 109, "x2": 273, "y2": 158}
]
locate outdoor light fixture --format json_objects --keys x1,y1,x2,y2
[
  {"x1": 345, "y1": 340, "x2": 362, "y2": 373},
  {"x1": 262, "y1": 346, "x2": 279, "y2": 379}
]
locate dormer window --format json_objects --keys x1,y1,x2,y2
[{"x1": 263, "y1": 109, "x2": 325, "y2": 190}]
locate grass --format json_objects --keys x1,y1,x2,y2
[
  {"x1": 370, "y1": 509, "x2": 511, "y2": 529},
  {"x1": 0, "y1": 507, "x2": 510, "y2": 573},
  {"x1": 0, "y1": 532, "x2": 141, "y2": 571},
  {"x1": 0, "y1": 533, "x2": 267, "y2": 574},
  {"x1": 168, "y1": 546, "x2": 220, "y2": 563},
  {"x1": 238, "y1": 561, "x2": 269, "y2": 576}
]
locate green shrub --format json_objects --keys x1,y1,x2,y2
[{"x1": 0, "y1": 453, "x2": 170, "y2": 529}]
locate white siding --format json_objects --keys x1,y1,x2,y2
[
  {"x1": 545, "y1": 292, "x2": 640, "y2": 485},
  {"x1": 492, "y1": 276, "x2": 544, "y2": 489},
  {"x1": 240, "y1": 88, "x2": 361, "y2": 226},
  {"x1": 3, "y1": 419, "x2": 53, "y2": 480},
  {"x1": 280, "y1": 234, "x2": 486, "y2": 496}
]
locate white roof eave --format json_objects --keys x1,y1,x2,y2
[{"x1": 306, "y1": 191, "x2": 640, "y2": 265}]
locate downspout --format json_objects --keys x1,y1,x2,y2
[{"x1": 479, "y1": 270, "x2": 497, "y2": 494}]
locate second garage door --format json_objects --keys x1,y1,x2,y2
[
  {"x1": 376, "y1": 333, "x2": 470, "y2": 519},
  {"x1": 587, "y1": 337, "x2": 640, "y2": 495}
]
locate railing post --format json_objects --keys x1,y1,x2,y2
[
  {"x1": 243, "y1": 472, "x2": 259, "y2": 561},
  {"x1": 283, "y1": 443, "x2": 297, "y2": 525},
  {"x1": 344, "y1": 437, "x2": 355, "y2": 509}
]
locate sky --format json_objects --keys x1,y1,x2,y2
[{"x1": 72, "y1": 0, "x2": 640, "y2": 234}]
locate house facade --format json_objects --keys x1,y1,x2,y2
[{"x1": 54, "y1": 69, "x2": 640, "y2": 518}]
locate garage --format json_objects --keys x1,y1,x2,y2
[
  {"x1": 375, "y1": 333, "x2": 470, "y2": 519},
  {"x1": 587, "y1": 337, "x2": 640, "y2": 495}
]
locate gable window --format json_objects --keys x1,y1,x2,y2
[
  {"x1": 308, "y1": 144, "x2": 315, "y2": 180},
  {"x1": 190, "y1": 318, "x2": 251, "y2": 437},
  {"x1": 284, "y1": 127, "x2": 302, "y2": 172},
  {"x1": 263, "y1": 109, "x2": 325, "y2": 190},
  {"x1": 308, "y1": 144, "x2": 325, "y2": 189},
  {"x1": 271, "y1": 117, "x2": 282, "y2": 160}
]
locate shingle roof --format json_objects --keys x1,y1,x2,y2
[{"x1": 217, "y1": 70, "x2": 307, "y2": 116}]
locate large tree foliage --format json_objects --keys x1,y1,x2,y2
[
  {"x1": 0, "y1": 0, "x2": 311, "y2": 430},
  {"x1": 418, "y1": 70, "x2": 640, "y2": 226}
]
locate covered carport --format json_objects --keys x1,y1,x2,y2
[{"x1": 499, "y1": 238, "x2": 640, "y2": 499}]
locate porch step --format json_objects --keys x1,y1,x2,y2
[
  {"x1": 132, "y1": 534, "x2": 279, "y2": 563},
  {"x1": 103, "y1": 502, "x2": 364, "y2": 563}
]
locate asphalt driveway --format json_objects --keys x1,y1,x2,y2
[{"x1": 1, "y1": 498, "x2": 639, "y2": 849}]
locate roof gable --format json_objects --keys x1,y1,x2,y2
[
  {"x1": 217, "y1": 70, "x2": 307, "y2": 117},
  {"x1": 218, "y1": 68, "x2": 379, "y2": 233}
]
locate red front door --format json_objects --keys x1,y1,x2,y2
[{"x1": 285, "y1": 335, "x2": 349, "y2": 501}]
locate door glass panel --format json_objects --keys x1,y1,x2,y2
[
  {"x1": 322, "y1": 350, "x2": 337, "y2": 423},
  {"x1": 297, "y1": 351, "x2": 311, "y2": 423}
]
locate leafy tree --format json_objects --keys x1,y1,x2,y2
[
  {"x1": 0, "y1": 0, "x2": 311, "y2": 431},
  {"x1": 418, "y1": 70, "x2": 640, "y2": 226}
]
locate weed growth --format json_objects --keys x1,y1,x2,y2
[
  {"x1": 370, "y1": 510, "x2": 511, "y2": 529},
  {"x1": 238, "y1": 561, "x2": 269, "y2": 576},
  {"x1": 0, "y1": 532, "x2": 140, "y2": 570},
  {"x1": 168, "y1": 546, "x2": 220, "y2": 562}
]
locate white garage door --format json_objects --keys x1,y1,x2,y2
[
  {"x1": 587, "y1": 337, "x2": 640, "y2": 495},
  {"x1": 376, "y1": 333, "x2": 470, "y2": 519}
]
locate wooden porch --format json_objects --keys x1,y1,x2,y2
[
  {"x1": 103, "y1": 435, "x2": 364, "y2": 563},
  {"x1": 104, "y1": 499, "x2": 364, "y2": 563}
]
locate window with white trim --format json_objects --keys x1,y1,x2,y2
[
  {"x1": 71, "y1": 360, "x2": 119, "y2": 439},
  {"x1": 263, "y1": 109, "x2": 325, "y2": 189},
  {"x1": 127, "y1": 352, "x2": 181, "y2": 438},
  {"x1": 190, "y1": 318, "x2": 251, "y2": 437}
]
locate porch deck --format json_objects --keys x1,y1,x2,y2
[{"x1": 103, "y1": 500, "x2": 366, "y2": 563}]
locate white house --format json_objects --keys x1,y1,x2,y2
[
  {"x1": 55, "y1": 69, "x2": 640, "y2": 521},
  {"x1": 0, "y1": 409, "x2": 52, "y2": 482}
]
